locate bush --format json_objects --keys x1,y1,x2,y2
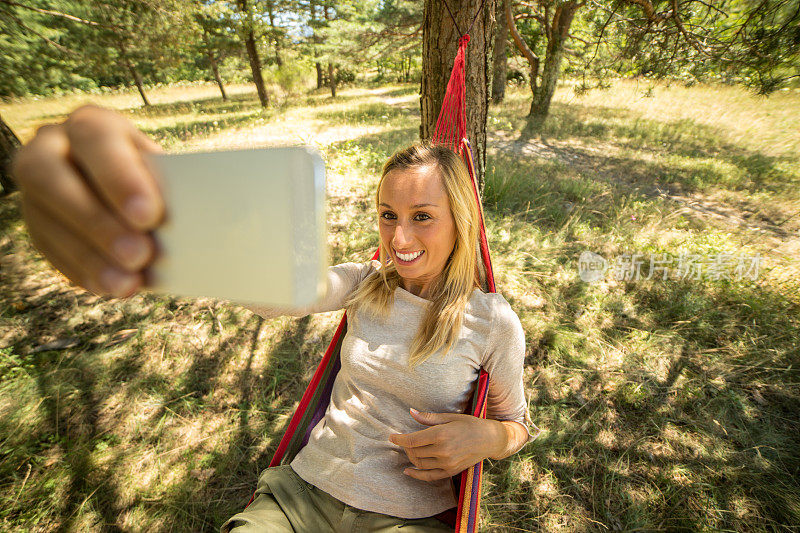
[
  {"x1": 265, "y1": 63, "x2": 314, "y2": 96},
  {"x1": 336, "y1": 68, "x2": 356, "y2": 85}
]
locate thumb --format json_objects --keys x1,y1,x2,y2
[{"x1": 409, "y1": 407, "x2": 460, "y2": 426}]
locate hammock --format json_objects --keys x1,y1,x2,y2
[{"x1": 247, "y1": 5, "x2": 494, "y2": 531}]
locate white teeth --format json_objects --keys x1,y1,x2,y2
[{"x1": 396, "y1": 250, "x2": 423, "y2": 261}]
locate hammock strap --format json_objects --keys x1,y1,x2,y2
[{"x1": 440, "y1": 0, "x2": 488, "y2": 39}]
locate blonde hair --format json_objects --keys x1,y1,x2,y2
[{"x1": 344, "y1": 142, "x2": 483, "y2": 368}]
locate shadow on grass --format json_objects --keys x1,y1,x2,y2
[
  {"x1": 128, "y1": 93, "x2": 258, "y2": 117},
  {"x1": 122, "y1": 85, "x2": 417, "y2": 122},
  {"x1": 327, "y1": 127, "x2": 418, "y2": 166},
  {"x1": 6, "y1": 292, "x2": 163, "y2": 531},
  {"x1": 510, "y1": 102, "x2": 799, "y2": 200},
  {"x1": 0, "y1": 261, "x2": 326, "y2": 531},
  {"x1": 138, "y1": 112, "x2": 273, "y2": 146},
  {"x1": 489, "y1": 259, "x2": 799, "y2": 530},
  {"x1": 314, "y1": 101, "x2": 418, "y2": 127},
  {"x1": 133, "y1": 313, "x2": 316, "y2": 530}
]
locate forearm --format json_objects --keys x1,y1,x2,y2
[
  {"x1": 234, "y1": 261, "x2": 371, "y2": 319},
  {"x1": 487, "y1": 419, "x2": 531, "y2": 460}
]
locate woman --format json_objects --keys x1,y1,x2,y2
[{"x1": 11, "y1": 106, "x2": 536, "y2": 532}]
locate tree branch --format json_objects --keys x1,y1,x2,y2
[
  {"x1": 567, "y1": 32, "x2": 591, "y2": 46},
  {"x1": 670, "y1": 0, "x2": 709, "y2": 55},
  {"x1": 5, "y1": 10, "x2": 77, "y2": 54},
  {"x1": 0, "y1": 0, "x2": 107, "y2": 27},
  {"x1": 507, "y1": 0, "x2": 539, "y2": 65},
  {"x1": 622, "y1": 0, "x2": 671, "y2": 23}
]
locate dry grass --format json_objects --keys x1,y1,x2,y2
[{"x1": 1, "y1": 79, "x2": 799, "y2": 531}]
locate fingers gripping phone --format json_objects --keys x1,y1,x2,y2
[{"x1": 141, "y1": 146, "x2": 328, "y2": 308}]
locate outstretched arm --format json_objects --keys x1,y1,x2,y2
[{"x1": 235, "y1": 260, "x2": 379, "y2": 320}]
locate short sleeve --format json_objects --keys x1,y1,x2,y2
[
  {"x1": 238, "y1": 260, "x2": 380, "y2": 319},
  {"x1": 481, "y1": 295, "x2": 539, "y2": 448}
]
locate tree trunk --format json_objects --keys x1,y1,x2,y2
[
  {"x1": 310, "y1": 1, "x2": 323, "y2": 89},
  {"x1": 128, "y1": 63, "x2": 150, "y2": 107},
  {"x1": 528, "y1": 3, "x2": 580, "y2": 129},
  {"x1": 238, "y1": 0, "x2": 269, "y2": 108},
  {"x1": 328, "y1": 62, "x2": 336, "y2": 98},
  {"x1": 207, "y1": 50, "x2": 228, "y2": 101},
  {"x1": 506, "y1": 0, "x2": 542, "y2": 128},
  {"x1": 266, "y1": 0, "x2": 283, "y2": 67},
  {"x1": 0, "y1": 113, "x2": 20, "y2": 196},
  {"x1": 324, "y1": 5, "x2": 335, "y2": 97},
  {"x1": 117, "y1": 40, "x2": 150, "y2": 107},
  {"x1": 203, "y1": 29, "x2": 228, "y2": 101},
  {"x1": 244, "y1": 33, "x2": 269, "y2": 107},
  {"x1": 421, "y1": 0, "x2": 493, "y2": 192},
  {"x1": 491, "y1": 0, "x2": 508, "y2": 103}
]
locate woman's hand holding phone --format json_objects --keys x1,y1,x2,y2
[{"x1": 11, "y1": 105, "x2": 165, "y2": 299}]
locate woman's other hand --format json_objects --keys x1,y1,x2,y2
[
  {"x1": 10, "y1": 104, "x2": 165, "y2": 299},
  {"x1": 388, "y1": 408, "x2": 507, "y2": 482}
]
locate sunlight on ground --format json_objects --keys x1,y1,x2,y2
[{"x1": 1, "y1": 79, "x2": 799, "y2": 532}]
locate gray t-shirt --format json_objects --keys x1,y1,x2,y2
[{"x1": 244, "y1": 260, "x2": 536, "y2": 519}]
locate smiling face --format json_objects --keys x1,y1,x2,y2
[{"x1": 378, "y1": 164, "x2": 457, "y2": 299}]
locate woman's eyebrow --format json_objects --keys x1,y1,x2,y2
[{"x1": 379, "y1": 202, "x2": 438, "y2": 208}]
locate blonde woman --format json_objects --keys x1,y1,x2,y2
[{"x1": 11, "y1": 107, "x2": 536, "y2": 532}]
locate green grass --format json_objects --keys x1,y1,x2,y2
[{"x1": 1, "y1": 79, "x2": 799, "y2": 531}]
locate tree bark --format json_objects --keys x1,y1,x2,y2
[
  {"x1": 207, "y1": 49, "x2": 228, "y2": 101},
  {"x1": 266, "y1": 0, "x2": 283, "y2": 67},
  {"x1": 203, "y1": 29, "x2": 228, "y2": 100},
  {"x1": 491, "y1": 0, "x2": 508, "y2": 103},
  {"x1": 324, "y1": 5, "x2": 336, "y2": 97},
  {"x1": 528, "y1": 2, "x2": 580, "y2": 127},
  {"x1": 0, "y1": 113, "x2": 20, "y2": 196},
  {"x1": 238, "y1": 0, "x2": 269, "y2": 107},
  {"x1": 117, "y1": 40, "x2": 150, "y2": 107},
  {"x1": 421, "y1": 0, "x2": 493, "y2": 192},
  {"x1": 328, "y1": 62, "x2": 336, "y2": 97},
  {"x1": 506, "y1": 0, "x2": 539, "y2": 116},
  {"x1": 310, "y1": 0, "x2": 323, "y2": 88}
]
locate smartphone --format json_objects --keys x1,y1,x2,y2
[{"x1": 140, "y1": 146, "x2": 327, "y2": 308}]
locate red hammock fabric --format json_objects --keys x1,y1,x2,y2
[{"x1": 432, "y1": 34, "x2": 471, "y2": 152}]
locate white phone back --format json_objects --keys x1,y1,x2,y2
[{"x1": 142, "y1": 147, "x2": 327, "y2": 307}]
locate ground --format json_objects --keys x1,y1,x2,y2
[{"x1": 0, "y1": 79, "x2": 798, "y2": 531}]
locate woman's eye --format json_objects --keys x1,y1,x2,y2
[
  {"x1": 415, "y1": 213, "x2": 431, "y2": 221},
  {"x1": 380, "y1": 212, "x2": 396, "y2": 220}
]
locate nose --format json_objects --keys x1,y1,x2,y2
[{"x1": 392, "y1": 222, "x2": 413, "y2": 250}]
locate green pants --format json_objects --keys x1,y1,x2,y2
[{"x1": 221, "y1": 465, "x2": 452, "y2": 532}]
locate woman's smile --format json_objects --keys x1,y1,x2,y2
[{"x1": 394, "y1": 249, "x2": 424, "y2": 264}]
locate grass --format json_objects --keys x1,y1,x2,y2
[{"x1": 1, "y1": 78, "x2": 799, "y2": 532}]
